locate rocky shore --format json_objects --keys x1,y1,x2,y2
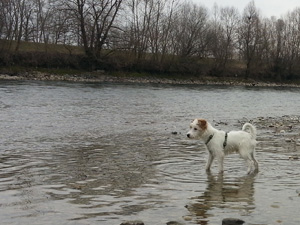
[{"x1": 1, "y1": 71, "x2": 300, "y2": 87}]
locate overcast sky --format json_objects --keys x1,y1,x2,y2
[{"x1": 191, "y1": 0, "x2": 300, "y2": 18}]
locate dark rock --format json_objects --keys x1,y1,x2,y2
[
  {"x1": 222, "y1": 218, "x2": 245, "y2": 225},
  {"x1": 171, "y1": 131, "x2": 178, "y2": 135},
  {"x1": 167, "y1": 221, "x2": 185, "y2": 225},
  {"x1": 120, "y1": 220, "x2": 144, "y2": 225},
  {"x1": 289, "y1": 155, "x2": 299, "y2": 160}
]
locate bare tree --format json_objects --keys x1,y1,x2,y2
[
  {"x1": 125, "y1": 0, "x2": 154, "y2": 61},
  {"x1": 265, "y1": 17, "x2": 286, "y2": 78},
  {"x1": 0, "y1": 0, "x2": 14, "y2": 48},
  {"x1": 238, "y1": 0, "x2": 262, "y2": 78},
  {"x1": 3, "y1": 0, "x2": 300, "y2": 80},
  {"x1": 173, "y1": 2, "x2": 209, "y2": 57},
  {"x1": 209, "y1": 4, "x2": 240, "y2": 75},
  {"x1": 158, "y1": 0, "x2": 178, "y2": 65},
  {"x1": 282, "y1": 8, "x2": 300, "y2": 78},
  {"x1": 61, "y1": 0, "x2": 123, "y2": 61}
]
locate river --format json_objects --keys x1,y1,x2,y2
[{"x1": 0, "y1": 80, "x2": 300, "y2": 225}]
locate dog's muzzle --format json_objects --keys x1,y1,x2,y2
[{"x1": 187, "y1": 133, "x2": 191, "y2": 138}]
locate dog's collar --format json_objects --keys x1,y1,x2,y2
[
  {"x1": 205, "y1": 134, "x2": 214, "y2": 145},
  {"x1": 223, "y1": 132, "x2": 228, "y2": 148}
]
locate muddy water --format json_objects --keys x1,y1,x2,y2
[{"x1": 1, "y1": 81, "x2": 300, "y2": 225}]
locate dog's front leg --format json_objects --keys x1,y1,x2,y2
[
  {"x1": 206, "y1": 152, "x2": 214, "y2": 172},
  {"x1": 217, "y1": 155, "x2": 224, "y2": 173}
]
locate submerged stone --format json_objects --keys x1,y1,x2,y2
[
  {"x1": 222, "y1": 218, "x2": 245, "y2": 225},
  {"x1": 166, "y1": 221, "x2": 185, "y2": 225}
]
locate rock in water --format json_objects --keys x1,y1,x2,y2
[
  {"x1": 167, "y1": 221, "x2": 185, "y2": 225},
  {"x1": 222, "y1": 218, "x2": 245, "y2": 225}
]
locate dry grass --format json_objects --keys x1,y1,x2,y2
[{"x1": 0, "y1": 39, "x2": 85, "y2": 55}]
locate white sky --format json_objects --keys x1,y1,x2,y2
[{"x1": 191, "y1": 0, "x2": 300, "y2": 18}]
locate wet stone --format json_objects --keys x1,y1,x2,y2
[
  {"x1": 289, "y1": 155, "x2": 299, "y2": 160},
  {"x1": 166, "y1": 221, "x2": 185, "y2": 225},
  {"x1": 285, "y1": 138, "x2": 292, "y2": 142},
  {"x1": 222, "y1": 218, "x2": 245, "y2": 225}
]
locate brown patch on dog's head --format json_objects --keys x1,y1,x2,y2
[{"x1": 197, "y1": 119, "x2": 207, "y2": 130}]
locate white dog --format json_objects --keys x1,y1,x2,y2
[{"x1": 187, "y1": 119, "x2": 258, "y2": 174}]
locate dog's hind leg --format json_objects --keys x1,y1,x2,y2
[
  {"x1": 251, "y1": 152, "x2": 259, "y2": 172},
  {"x1": 245, "y1": 153, "x2": 259, "y2": 174},
  {"x1": 240, "y1": 149, "x2": 258, "y2": 174},
  {"x1": 246, "y1": 158, "x2": 254, "y2": 174}
]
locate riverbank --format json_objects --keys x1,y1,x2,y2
[{"x1": 1, "y1": 70, "x2": 300, "y2": 87}]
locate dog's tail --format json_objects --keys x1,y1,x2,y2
[{"x1": 242, "y1": 123, "x2": 257, "y2": 139}]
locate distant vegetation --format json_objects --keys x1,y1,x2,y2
[{"x1": 1, "y1": 0, "x2": 300, "y2": 82}]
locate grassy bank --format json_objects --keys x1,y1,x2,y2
[{"x1": 1, "y1": 40, "x2": 300, "y2": 86}]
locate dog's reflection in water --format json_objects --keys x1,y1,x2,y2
[{"x1": 185, "y1": 171, "x2": 258, "y2": 224}]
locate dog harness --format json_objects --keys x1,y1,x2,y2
[
  {"x1": 205, "y1": 132, "x2": 228, "y2": 149},
  {"x1": 205, "y1": 134, "x2": 214, "y2": 145},
  {"x1": 223, "y1": 132, "x2": 228, "y2": 148}
]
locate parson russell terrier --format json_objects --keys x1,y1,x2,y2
[{"x1": 187, "y1": 119, "x2": 258, "y2": 174}]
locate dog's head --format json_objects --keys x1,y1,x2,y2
[{"x1": 187, "y1": 119, "x2": 208, "y2": 139}]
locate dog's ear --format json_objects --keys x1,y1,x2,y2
[{"x1": 197, "y1": 119, "x2": 207, "y2": 130}]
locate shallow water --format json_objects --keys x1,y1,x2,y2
[{"x1": 1, "y1": 81, "x2": 300, "y2": 224}]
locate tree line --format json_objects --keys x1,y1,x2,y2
[{"x1": 1, "y1": 0, "x2": 300, "y2": 81}]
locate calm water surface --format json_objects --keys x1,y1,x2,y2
[{"x1": 1, "y1": 80, "x2": 300, "y2": 225}]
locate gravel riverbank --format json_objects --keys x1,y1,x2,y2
[{"x1": 1, "y1": 71, "x2": 300, "y2": 87}]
